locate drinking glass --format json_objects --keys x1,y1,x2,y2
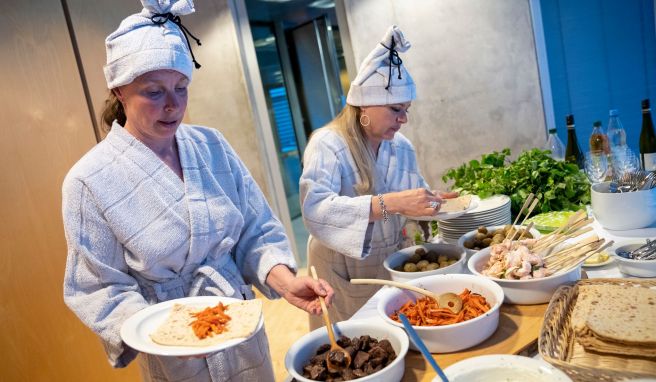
[
  {"x1": 610, "y1": 146, "x2": 640, "y2": 180},
  {"x1": 584, "y1": 152, "x2": 608, "y2": 184}
]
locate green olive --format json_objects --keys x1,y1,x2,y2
[
  {"x1": 425, "y1": 262, "x2": 440, "y2": 271},
  {"x1": 403, "y1": 262, "x2": 418, "y2": 272}
]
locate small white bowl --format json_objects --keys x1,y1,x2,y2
[
  {"x1": 468, "y1": 247, "x2": 580, "y2": 304},
  {"x1": 591, "y1": 182, "x2": 656, "y2": 230},
  {"x1": 377, "y1": 274, "x2": 503, "y2": 353},
  {"x1": 384, "y1": 243, "x2": 466, "y2": 283},
  {"x1": 285, "y1": 319, "x2": 409, "y2": 382},
  {"x1": 457, "y1": 225, "x2": 541, "y2": 258},
  {"x1": 612, "y1": 242, "x2": 656, "y2": 277},
  {"x1": 438, "y1": 354, "x2": 573, "y2": 382}
]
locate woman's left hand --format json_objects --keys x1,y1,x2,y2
[{"x1": 281, "y1": 276, "x2": 334, "y2": 315}]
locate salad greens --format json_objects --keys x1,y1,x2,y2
[{"x1": 442, "y1": 148, "x2": 590, "y2": 218}]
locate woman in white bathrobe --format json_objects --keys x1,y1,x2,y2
[
  {"x1": 62, "y1": 2, "x2": 333, "y2": 381},
  {"x1": 299, "y1": 26, "x2": 457, "y2": 330}
]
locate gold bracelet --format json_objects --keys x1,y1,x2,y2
[{"x1": 377, "y1": 193, "x2": 389, "y2": 223}]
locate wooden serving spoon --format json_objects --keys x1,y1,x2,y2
[
  {"x1": 310, "y1": 266, "x2": 351, "y2": 373},
  {"x1": 350, "y1": 278, "x2": 462, "y2": 314}
]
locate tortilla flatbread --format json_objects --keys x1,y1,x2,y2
[
  {"x1": 571, "y1": 284, "x2": 656, "y2": 358},
  {"x1": 150, "y1": 299, "x2": 262, "y2": 347},
  {"x1": 439, "y1": 195, "x2": 472, "y2": 213}
]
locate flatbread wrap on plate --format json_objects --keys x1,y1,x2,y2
[{"x1": 150, "y1": 299, "x2": 262, "y2": 347}]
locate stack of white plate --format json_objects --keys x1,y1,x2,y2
[{"x1": 437, "y1": 194, "x2": 512, "y2": 243}]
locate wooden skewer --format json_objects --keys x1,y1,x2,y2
[
  {"x1": 510, "y1": 193, "x2": 534, "y2": 227},
  {"x1": 546, "y1": 239, "x2": 604, "y2": 268},
  {"x1": 504, "y1": 193, "x2": 535, "y2": 241},
  {"x1": 533, "y1": 226, "x2": 594, "y2": 254},
  {"x1": 538, "y1": 209, "x2": 586, "y2": 242},
  {"x1": 533, "y1": 217, "x2": 593, "y2": 250},
  {"x1": 542, "y1": 234, "x2": 599, "y2": 260},
  {"x1": 552, "y1": 241, "x2": 614, "y2": 273},
  {"x1": 518, "y1": 198, "x2": 540, "y2": 227},
  {"x1": 514, "y1": 221, "x2": 535, "y2": 242}
]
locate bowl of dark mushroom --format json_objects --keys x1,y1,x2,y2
[
  {"x1": 384, "y1": 243, "x2": 467, "y2": 283},
  {"x1": 285, "y1": 319, "x2": 409, "y2": 381}
]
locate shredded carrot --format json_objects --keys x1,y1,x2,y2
[
  {"x1": 390, "y1": 289, "x2": 490, "y2": 326},
  {"x1": 189, "y1": 302, "x2": 231, "y2": 339}
]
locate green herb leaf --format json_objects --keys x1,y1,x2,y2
[{"x1": 442, "y1": 148, "x2": 590, "y2": 218}]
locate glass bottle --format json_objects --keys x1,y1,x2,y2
[
  {"x1": 639, "y1": 99, "x2": 656, "y2": 171},
  {"x1": 565, "y1": 114, "x2": 584, "y2": 169},
  {"x1": 589, "y1": 120, "x2": 609, "y2": 155},
  {"x1": 544, "y1": 128, "x2": 565, "y2": 161}
]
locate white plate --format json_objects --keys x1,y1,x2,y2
[
  {"x1": 439, "y1": 354, "x2": 572, "y2": 382},
  {"x1": 582, "y1": 256, "x2": 614, "y2": 268},
  {"x1": 120, "y1": 296, "x2": 263, "y2": 357},
  {"x1": 467, "y1": 194, "x2": 511, "y2": 214},
  {"x1": 411, "y1": 199, "x2": 480, "y2": 221}
]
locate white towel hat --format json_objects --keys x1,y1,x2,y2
[
  {"x1": 103, "y1": 0, "x2": 200, "y2": 89},
  {"x1": 346, "y1": 25, "x2": 416, "y2": 107}
]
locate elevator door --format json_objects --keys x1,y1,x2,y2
[{"x1": 288, "y1": 16, "x2": 345, "y2": 137}]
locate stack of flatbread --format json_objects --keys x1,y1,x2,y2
[
  {"x1": 570, "y1": 284, "x2": 656, "y2": 358},
  {"x1": 150, "y1": 299, "x2": 262, "y2": 347},
  {"x1": 439, "y1": 195, "x2": 472, "y2": 213}
]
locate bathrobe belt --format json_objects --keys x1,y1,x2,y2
[{"x1": 132, "y1": 254, "x2": 244, "y2": 303}]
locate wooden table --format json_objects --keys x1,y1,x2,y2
[{"x1": 401, "y1": 303, "x2": 548, "y2": 382}]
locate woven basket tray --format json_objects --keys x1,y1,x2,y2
[{"x1": 539, "y1": 278, "x2": 656, "y2": 382}]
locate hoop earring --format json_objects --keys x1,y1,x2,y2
[{"x1": 359, "y1": 114, "x2": 370, "y2": 127}]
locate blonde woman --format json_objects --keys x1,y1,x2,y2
[{"x1": 300, "y1": 26, "x2": 457, "y2": 329}]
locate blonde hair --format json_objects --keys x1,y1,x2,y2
[
  {"x1": 100, "y1": 90, "x2": 126, "y2": 131},
  {"x1": 325, "y1": 104, "x2": 376, "y2": 195}
]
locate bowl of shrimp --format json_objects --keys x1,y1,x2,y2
[
  {"x1": 467, "y1": 241, "x2": 581, "y2": 305},
  {"x1": 376, "y1": 273, "x2": 504, "y2": 353}
]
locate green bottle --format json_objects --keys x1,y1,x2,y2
[
  {"x1": 565, "y1": 114, "x2": 584, "y2": 169},
  {"x1": 639, "y1": 99, "x2": 656, "y2": 171}
]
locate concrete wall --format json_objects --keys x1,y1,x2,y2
[{"x1": 342, "y1": 0, "x2": 547, "y2": 188}]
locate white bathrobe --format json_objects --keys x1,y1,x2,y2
[
  {"x1": 62, "y1": 122, "x2": 296, "y2": 382},
  {"x1": 300, "y1": 128, "x2": 428, "y2": 328}
]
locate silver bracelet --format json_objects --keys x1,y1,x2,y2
[{"x1": 377, "y1": 193, "x2": 389, "y2": 223}]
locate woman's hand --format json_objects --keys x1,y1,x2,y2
[
  {"x1": 383, "y1": 188, "x2": 446, "y2": 218},
  {"x1": 266, "y1": 265, "x2": 334, "y2": 315},
  {"x1": 281, "y1": 276, "x2": 334, "y2": 315}
]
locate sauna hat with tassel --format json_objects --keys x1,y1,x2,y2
[
  {"x1": 103, "y1": 0, "x2": 202, "y2": 89},
  {"x1": 346, "y1": 25, "x2": 416, "y2": 106}
]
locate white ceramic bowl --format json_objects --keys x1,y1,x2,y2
[
  {"x1": 384, "y1": 243, "x2": 466, "y2": 283},
  {"x1": 437, "y1": 354, "x2": 572, "y2": 382},
  {"x1": 457, "y1": 224, "x2": 541, "y2": 258},
  {"x1": 468, "y1": 247, "x2": 581, "y2": 304},
  {"x1": 591, "y1": 182, "x2": 656, "y2": 230},
  {"x1": 285, "y1": 319, "x2": 409, "y2": 382},
  {"x1": 377, "y1": 274, "x2": 503, "y2": 353},
  {"x1": 612, "y1": 242, "x2": 656, "y2": 277}
]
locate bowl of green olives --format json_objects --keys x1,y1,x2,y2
[
  {"x1": 384, "y1": 243, "x2": 466, "y2": 283},
  {"x1": 457, "y1": 225, "x2": 541, "y2": 257}
]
